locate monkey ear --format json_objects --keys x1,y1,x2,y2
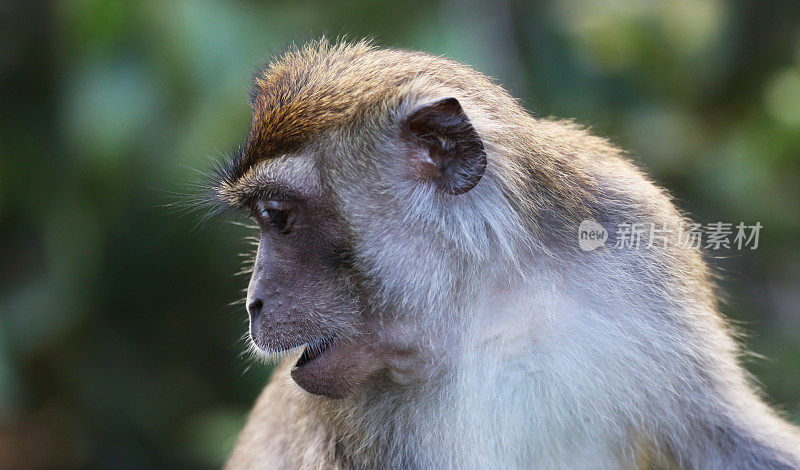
[{"x1": 402, "y1": 97, "x2": 487, "y2": 195}]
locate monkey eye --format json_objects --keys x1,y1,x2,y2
[{"x1": 256, "y1": 200, "x2": 294, "y2": 234}]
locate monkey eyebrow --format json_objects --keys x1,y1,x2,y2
[
  {"x1": 245, "y1": 182, "x2": 304, "y2": 205},
  {"x1": 218, "y1": 178, "x2": 305, "y2": 210},
  {"x1": 214, "y1": 157, "x2": 320, "y2": 210}
]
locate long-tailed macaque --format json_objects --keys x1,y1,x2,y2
[{"x1": 209, "y1": 39, "x2": 800, "y2": 469}]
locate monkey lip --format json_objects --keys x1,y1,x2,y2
[
  {"x1": 289, "y1": 332, "x2": 378, "y2": 399},
  {"x1": 294, "y1": 338, "x2": 335, "y2": 369}
]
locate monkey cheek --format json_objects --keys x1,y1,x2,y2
[{"x1": 290, "y1": 340, "x2": 382, "y2": 399}]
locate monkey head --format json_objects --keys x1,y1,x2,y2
[{"x1": 212, "y1": 41, "x2": 495, "y2": 399}]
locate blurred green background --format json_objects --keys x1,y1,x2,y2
[{"x1": 2, "y1": 0, "x2": 799, "y2": 468}]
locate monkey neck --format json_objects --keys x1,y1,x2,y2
[
  {"x1": 307, "y1": 286, "x2": 594, "y2": 468},
  {"x1": 289, "y1": 269, "x2": 800, "y2": 470},
  {"x1": 313, "y1": 376, "x2": 488, "y2": 468}
]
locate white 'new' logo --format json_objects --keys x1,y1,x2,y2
[{"x1": 578, "y1": 219, "x2": 608, "y2": 251}]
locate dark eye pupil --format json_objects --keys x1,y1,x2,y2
[{"x1": 266, "y1": 209, "x2": 288, "y2": 231}]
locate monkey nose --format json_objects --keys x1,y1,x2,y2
[{"x1": 248, "y1": 299, "x2": 264, "y2": 322}]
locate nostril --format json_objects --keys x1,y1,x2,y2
[{"x1": 248, "y1": 299, "x2": 264, "y2": 320}]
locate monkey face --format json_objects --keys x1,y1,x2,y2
[
  {"x1": 246, "y1": 193, "x2": 354, "y2": 355},
  {"x1": 235, "y1": 148, "x2": 456, "y2": 398},
  {"x1": 237, "y1": 157, "x2": 368, "y2": 398},
  {"x1": 212, "y1": 59, "x2": 488, "y2": 397}
]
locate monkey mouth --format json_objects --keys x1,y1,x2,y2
[
  {"x1": 294, "y1": 337, "x2": 336, "y2": 369},
  {"x1": 289, "y1": 331, "x2": 378, "y2": 399}
]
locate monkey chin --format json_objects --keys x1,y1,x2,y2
[{"x1": 290, "y1": 336, "x2": 382, "y2": 399}]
